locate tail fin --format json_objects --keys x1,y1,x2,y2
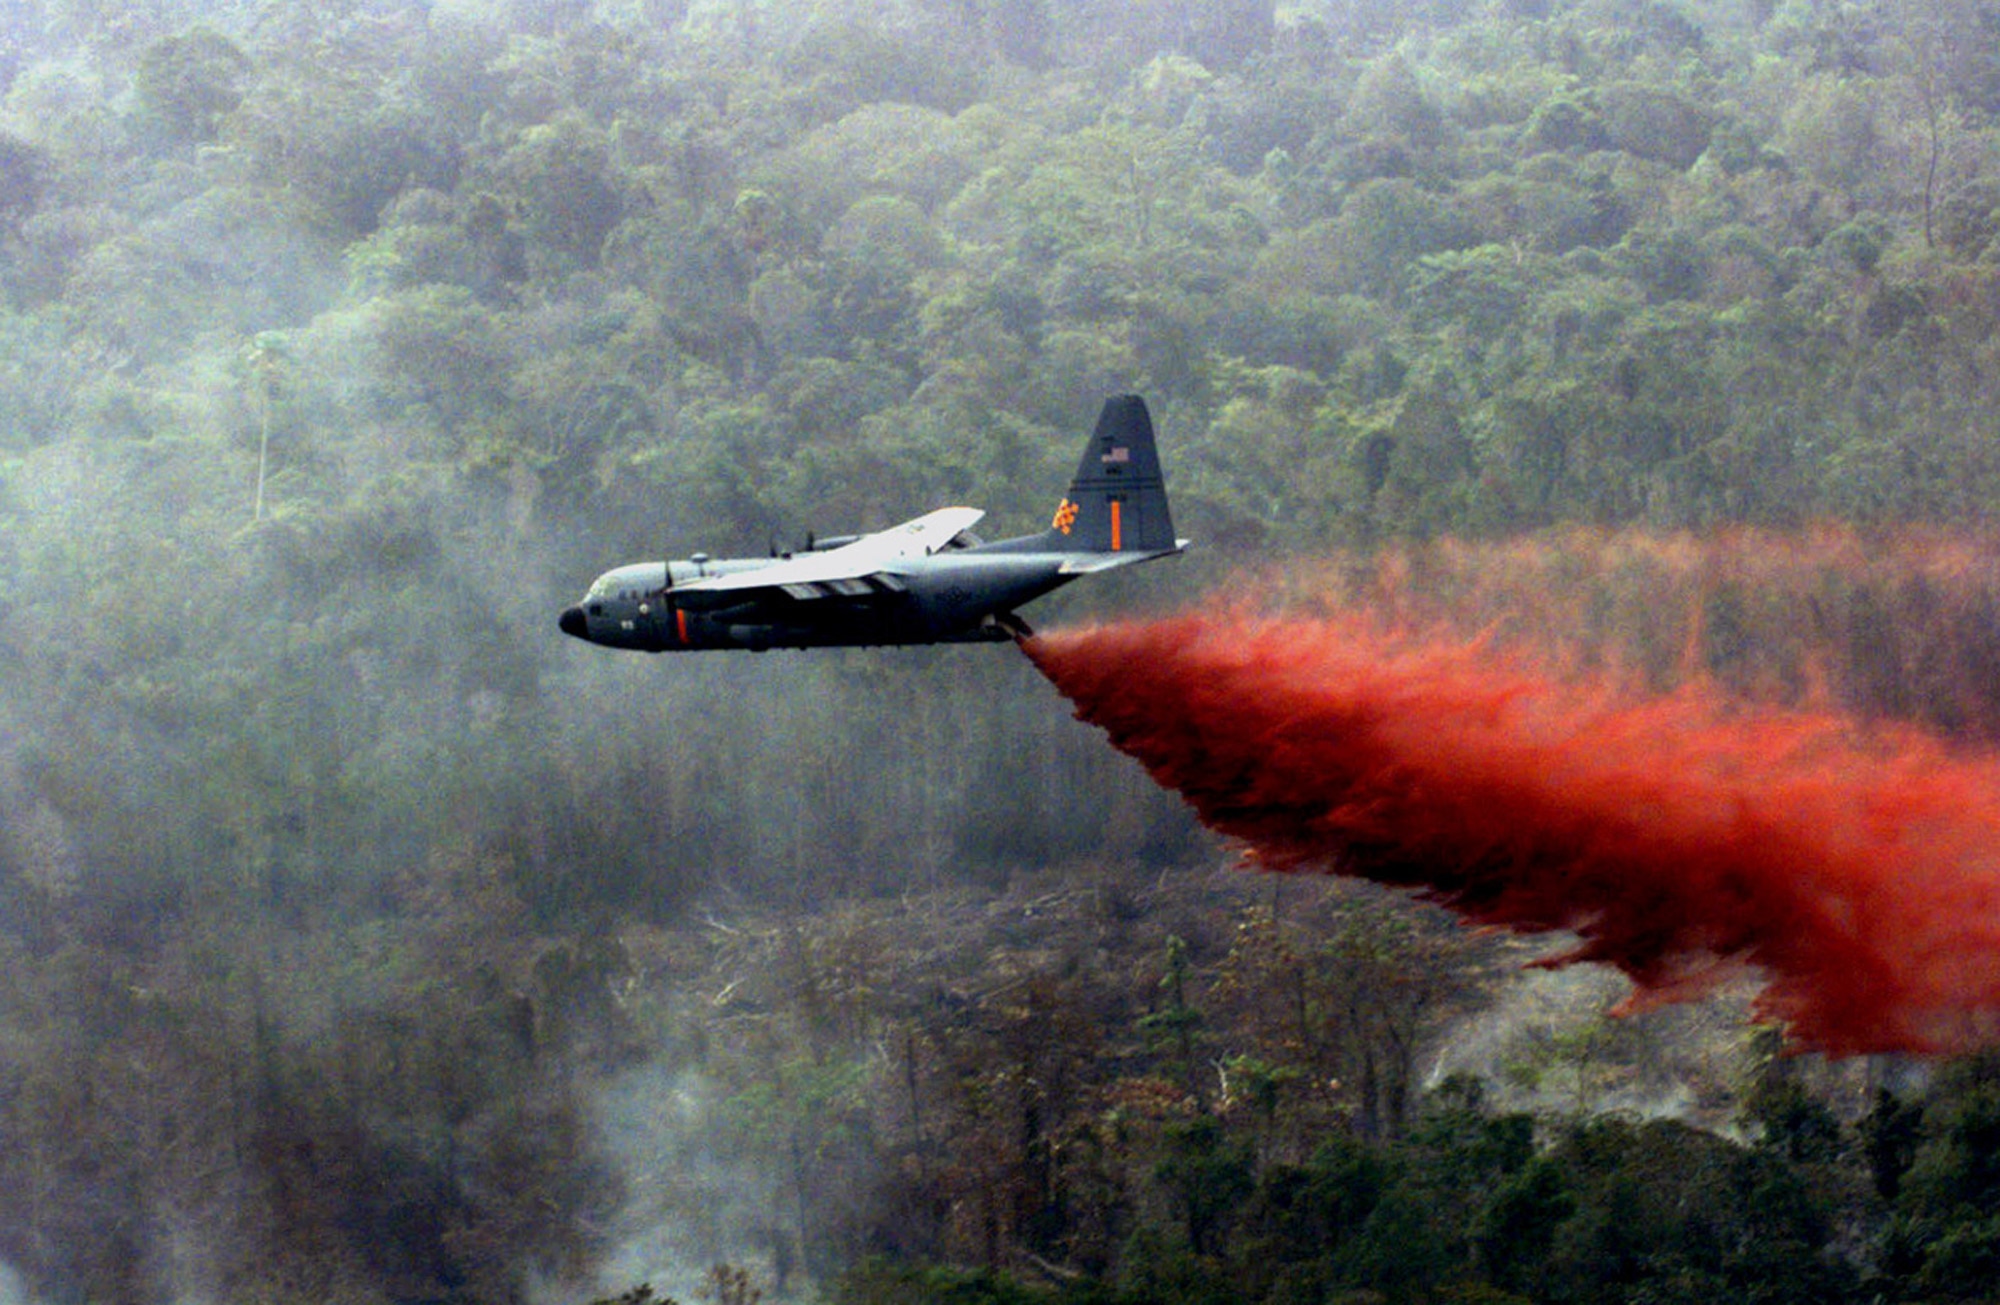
[{"x1": 1048, "y1": 395, "x2": 1179, "y2": 554}]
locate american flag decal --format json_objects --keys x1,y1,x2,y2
[{"x1": 1101, "y1": 446, "x2": 1131, "y2": 464}]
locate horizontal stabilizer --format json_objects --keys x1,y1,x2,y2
[{"x1": 1057, "y1": 542, "x2": 1189, "y2": 575}]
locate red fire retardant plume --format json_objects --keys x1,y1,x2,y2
[{"x1": 1025, "y1": 613, "x2": 2000, "y2": 1056}]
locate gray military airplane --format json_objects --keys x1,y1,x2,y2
[{"x1": 558, "y1": 394, "x2": 1186, "y2": 652}]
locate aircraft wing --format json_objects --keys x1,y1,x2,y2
[{"x1": 675, "y1": 507, "x2": 984, "y2": 602}]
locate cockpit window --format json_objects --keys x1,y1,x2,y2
[{"x1": 587, "y1": 562, "x2": 669, "y2": 601}]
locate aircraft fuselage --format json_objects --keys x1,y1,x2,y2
[{"x1": 560, "y1": 548, "x2": 1094, "y2": 652}]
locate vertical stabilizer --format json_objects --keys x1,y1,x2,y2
[{"x1": 1048, "y1": 395, "x2": 1178, "y2": 553}]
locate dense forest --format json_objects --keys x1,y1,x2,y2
[{"x1": 8, "y1": 0, "x2": 2000, "y2": 1301}]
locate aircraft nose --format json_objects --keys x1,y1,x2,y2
[{"x1": 558, "y1": 605, "x2": 588, "y2": 641}]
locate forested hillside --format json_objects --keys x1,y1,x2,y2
[{"x1": 6, "y1": 0, "x2": 2000, "y2": 1301}]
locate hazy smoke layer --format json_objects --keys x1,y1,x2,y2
[{"x1": 1026, "y1": 613, "x2": 2000, "y2": 1056}]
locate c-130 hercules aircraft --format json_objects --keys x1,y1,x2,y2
[{"x1": 558, "y1": 395, "x2": 1187, "y2": 652}]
